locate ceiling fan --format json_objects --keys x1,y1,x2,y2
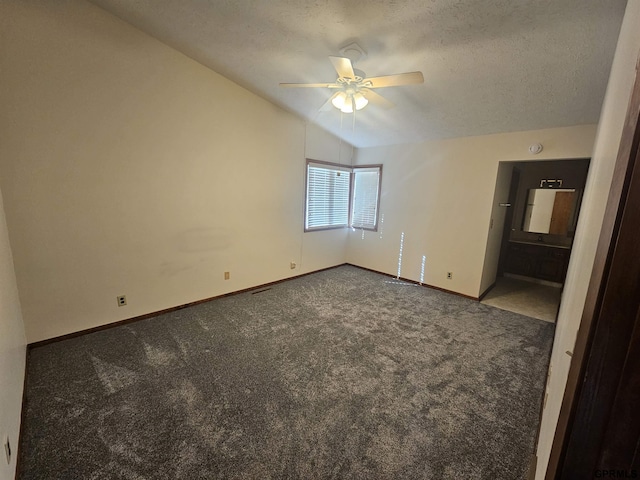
[{"x1": 280, "y1": 55, "x2": 424, "y2": 114}]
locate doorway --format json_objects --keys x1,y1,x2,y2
[{"x1": 480, "y1": 159, "x2": 590, "y2": 322}]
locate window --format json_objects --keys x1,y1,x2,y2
[
  {"x1": 305, "y1": 161, "x2": 351, "y2": 231},
  {"x1": 305, "y1": 160, "x2": 382, "y2": 232},
  {"x1": 351, "y1": 166, "x2": 381, "y2": 230}
]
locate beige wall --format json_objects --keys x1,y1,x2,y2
[
  {"x1": 347, "y1": 125, "x2": 597, "y2": 297},
  {"x1": 1, "y1": 1, "x2": 634, "y2": 477},
  {"x1": 0, "y1": 188, "x2": 26, "y2": 480},
  {"x1": 535, "y1": 1, "x2": 640, "y2": 477},
  {"x1": 300, "y1": 125, "x2": 352, "y2": 272},
  {"x1": 0, "y1": 0, "x2": 349, "y2": 343}
]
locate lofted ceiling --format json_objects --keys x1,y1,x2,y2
[{"x1": 88, "y1": 0, "x2": 627, "y2": 148}]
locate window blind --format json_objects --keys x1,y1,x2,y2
[
  {"x1": 351, "y1": 168, "x2": 380, "y2": 230},
  {"x1": 305, "y1": 163, "x2": 351, "y2": 230}
]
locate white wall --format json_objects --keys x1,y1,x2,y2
[
  {"x1": 0, "y1": 188, "x2": 26, "y2": 480},
  {"x1": 0, "y1": 0, "x2": 349, "y2": 343},
  {"x1": 535, "y1": 2, "x2": 640, "y2": 477},
  {"x1": 348, "y1": 125, "x2": 596, "y2": 297}
]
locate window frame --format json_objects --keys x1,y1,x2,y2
[
  {"x1": 304, "y1": 159, "x2": 352, "y2": 232},
  {"x1": 304, "y1": 159, "x2": 382, "y2": 233},
  {"x1": 350, "y1": 164, "x2": 383, "y2": 232}
]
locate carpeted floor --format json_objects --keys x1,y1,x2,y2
[{"x1": 19, "y1": 265, "x2": 554, "y2": 479}]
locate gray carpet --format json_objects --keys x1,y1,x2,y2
[{"x1": 19, "y1": 265, "x2": 553, "y2": 479}]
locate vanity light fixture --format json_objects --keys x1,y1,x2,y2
[{"x1": 540, "y1": 179, "x2": 563, "y2": 188}]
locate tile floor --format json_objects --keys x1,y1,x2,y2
[{"x1": 481, "y1": 276, "x2": 562, "y2": 323}]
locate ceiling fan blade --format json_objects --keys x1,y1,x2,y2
[
  {"x1": 364, "y1": 71, "x2": 424, "y2": 88},
  {"x1": 329, "y1": 56, "x2": 356, "y2": 80},
  {"x1": 319, "y1": 92, "x2": 340, "y2": 112},
  {"x1": 279, "y1": 82, "x2": 339, "y2": 88},
  {"x1": 362, "y1": 89, "x2": 394, "y2": 109}
]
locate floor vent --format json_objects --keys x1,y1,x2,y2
[{"x1": 251, "y1": 288, "x2": 272, "y2": 295}]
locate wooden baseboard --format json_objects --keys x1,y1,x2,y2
[
  {"x1": 345, "y1": 263, "x2": 479, "y2": 301},
  {"x1": 28, "y1": 264, "x2": 348, "y2": 349},
  {"x1": 28, "y1": 262, "x2": 482, "y2": 349}
]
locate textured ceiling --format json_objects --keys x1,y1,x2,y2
[{"x1": 88, "y1": 0, "x2": 627, "y2": 148}]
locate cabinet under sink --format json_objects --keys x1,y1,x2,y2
[{"x1": 503, "y1": 241, "x2": 571, "y2": 283}]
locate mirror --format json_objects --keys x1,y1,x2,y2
[{"x1": 522, "y1": 188, "x2": 576, "y2": 235}]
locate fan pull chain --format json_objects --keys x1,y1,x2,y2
[{"x1": 352, "y1": 107, "x2": 356, "y2": 133}]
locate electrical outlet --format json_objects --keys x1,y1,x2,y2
[
  {"x1": 224, "y1": 271, "x2": 230, "y2": 280},
  {"x1": 447, "y1": 272, "x2": 453, "y2": 280},
  {"x1": 290, "y1": 262, "x2": 296, "y2": 269},
  {"x1": 4, "y1": 436, "x2": 11, "y2": 465},
  {"x1": 117, "y1": 295, "x2": 127, "y2": 307}
]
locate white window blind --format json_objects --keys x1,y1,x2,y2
[
  {"x1": 351, "y1": 167, "x2": 381, "y2": 230},
  {"x1": 305, "y1": 163, "x2": 351, "y2": 230}
]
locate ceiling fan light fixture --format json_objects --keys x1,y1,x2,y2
[
  {"x1": 331, "y1": 91, "x2": 347, "y2": 109},
  {"x1": 353, "y1": 92, "x2": 368, "y2": 110},
  {"x1": 340, "y1": 99, "x2": 354, "y2": 113},
  {"x1": 332, "y1": 90, "x2": 366, "y2": 113},
  {"x1": 281, "y1": 54, "x2": 424, "y2": 115}
]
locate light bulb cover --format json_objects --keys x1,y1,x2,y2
[
  {"x1": 332, "y1": 89, "x2": 368, "y2": 114},
  {"x1": 340, "y1": 98, "x2": 354, "y2": 113},
  {"x1": 331, "y1": 92, "x2": 347, "y2": 109},
  {"x1": 353, "y1": 92, "x2": 368, "y2": 110}
]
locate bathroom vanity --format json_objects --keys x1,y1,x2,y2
[{"x1": 503, "y1": 240, "x2": 571, "y2": 283}]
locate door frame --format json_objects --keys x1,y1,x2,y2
[{"x1": 546, "y1": 52, "x2": 640, "y2": 478}]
